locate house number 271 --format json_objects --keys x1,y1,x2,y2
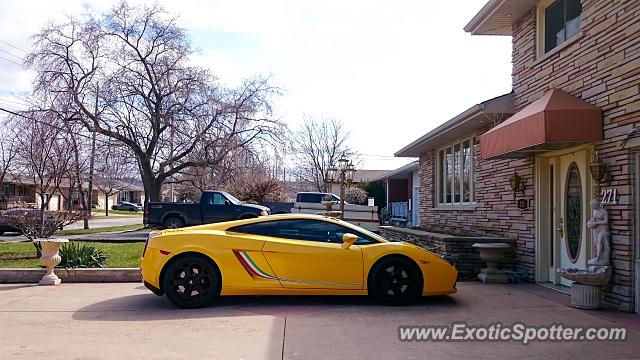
[{"x1": 601, "y1": 188, "x2": 617, "y2": 205}]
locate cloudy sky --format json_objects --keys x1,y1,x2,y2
[{"x1": 0, "y1": 0, "x2": 512, "y2": 170}]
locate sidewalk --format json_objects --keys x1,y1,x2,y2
[{"x1": 0, "y1": 282, "x2": 637, "y2": 360}]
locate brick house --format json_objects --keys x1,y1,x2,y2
[{"x1": 392, "y1": 0, "x2": 639, "y2": 312}]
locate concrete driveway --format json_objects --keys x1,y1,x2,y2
[{"x1": 0, "y1": 282, "x2": 638, "y2": 360}]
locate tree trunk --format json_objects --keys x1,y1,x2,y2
[
  {"x1": 105, "y1": 193, "x2": 109, "y2": 216},
  {"x1": 145, "y1": 181, "x2": 162, "y2": 203},
  {"x1": 86, "y1": 130, "x2": 96, "y2": 228}
]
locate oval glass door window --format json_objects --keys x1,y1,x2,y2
[{"x1": 565, "y1": 163, "x2": 582, "y2": 262}]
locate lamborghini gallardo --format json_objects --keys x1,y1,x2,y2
[{"x1": 140, "y1": 214, "x2": 457, "y2": 308}]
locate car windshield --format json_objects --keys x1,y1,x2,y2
[{"x1": 220, "y1": 191, "x2": 242, "y2": 205}]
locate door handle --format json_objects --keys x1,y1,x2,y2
[{"x1": 556, "y1": 218, "x2": 564, "y2": 237}]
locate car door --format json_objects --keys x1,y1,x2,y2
[
  {"x1": 261, "y1": 219, "x2": 364, "y2": 290},
  {"x1": 201, "y1": 192, "x2": 237, "y2": 223}
]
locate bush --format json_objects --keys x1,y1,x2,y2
[
  {"x1": 344, "y1": 187, "x2": 369, "y2": 205},
  {"x1": 58, "y1": 242, "x2": 107, "y2": 268}
]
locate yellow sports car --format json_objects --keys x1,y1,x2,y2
[{"x1": 141, "y1": 214, "x2": 457, "y2": 308}]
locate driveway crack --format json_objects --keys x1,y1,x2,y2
[{"x1": 281, "y1": 317, "x2": 287, "y2": 360}]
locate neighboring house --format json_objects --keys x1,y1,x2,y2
[
  {"x1": 1, "y1": 174, "x2": 146, "y2": 211},
  {"x1": 327, "y1": 169, "x2": 388, "y2": 196},
  {"x1": 1, "y1": 174, "x2": 37, "y2": 210},
  {"x1": 391, "y1": 0, "x2": 640, "y2": 312},
  {"x1": 374, "y1": 161, "x2": 420, "y2": 227}
]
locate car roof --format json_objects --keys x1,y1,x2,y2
[{"x1": 172, "y1": 213, "x2": 387, "y2": 242}]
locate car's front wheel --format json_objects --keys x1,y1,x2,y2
[
  {"x1": 368, "y1": 257, "x2": 422, "y2": 306},
  {"x1": 162, "y1": 256, "x2": 220, "y2": 309}
]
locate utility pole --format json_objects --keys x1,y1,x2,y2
[{"x1": 85, "y1": 85, "x2": 98, "y2": 228}]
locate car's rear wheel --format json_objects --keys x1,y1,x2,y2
[
  {"x1": 163, "y1": 216, "x2": 184, "y2": 229},
  {"x1": 369, "y1": 257, "x2": 422, "y2": 306},
  {"x1": 162, "y1": 256, "x2": 220, "y2": 309}
]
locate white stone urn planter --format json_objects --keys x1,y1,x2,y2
[
  {"x1": 35, "y1": 238, "x2": 68, "y2": 286},
  {"x1": 472, "y1": 243, "x2": 511, "y2": 284}
]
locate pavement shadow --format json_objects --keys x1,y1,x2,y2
[{"x1": 72, "y1": 293, "x2": 457, "y2": 322}]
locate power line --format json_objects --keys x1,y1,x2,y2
[
  {"x1": 0, "y1": 107, "x2": 113, "y2": 146},
  {"x1": 0, "y1": 40, "x2": 27, "y2": 53},
  {"x1": 0, "y1": 97, "x2": 30, "y2": 107},
  {"x1": 0, "y1": 55, "x2": 22, "y2": 66},
  {"x1": 0, "y1": 48, "x2": 23, "y2": 61}
]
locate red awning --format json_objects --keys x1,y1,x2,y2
[{"x1": 479, "y1": 89, "x2": 602, "y2": 160}]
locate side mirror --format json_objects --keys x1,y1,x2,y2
[
  {"x1": 224, "y1": 200, "x2": 231, "y2": 206},
  {"x1": 341, "y1": 233, "x2": 359, "y2": 249}
]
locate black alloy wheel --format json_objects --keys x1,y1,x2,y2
[
  {"x1": 162, "y1": 256, "x2": 220, "y2": 309},
  {"x1": 369, "y1": 257, "x2": 422, "y2": 306}
]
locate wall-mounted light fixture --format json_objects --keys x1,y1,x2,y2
[
  {"x1": 589, "y1": 151, "x2": 610, "y2": 185},
  {"x1": 509, "y1": 170, "x2": 525, "y2": 200}
]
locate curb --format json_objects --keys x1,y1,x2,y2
[{"x1": 0, "y1": 268, "x2": 141, "y2": 283}]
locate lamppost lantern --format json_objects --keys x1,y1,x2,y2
[
  {"x1": 326, "y1": 164, "x2": 337, "y2": 183},
  {"x1": 346, "y1": 161, "x2": 355, "y2": 183},
  {"x1": 338, "y1": 156, "x2": 349, "y2": 171}
]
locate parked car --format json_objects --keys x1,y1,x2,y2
[
  {"x1": 0, "y1": 208, "x2": 60, "y2": 235},
  {"x1": 140, "y1": 214, "x2": 458, "y2": 308},
  {"x1": 144, "y1": 191, "x2": 270, "y2": 229},
  {"x1": 112, "y1": 201, "x2": 143, "y2": 212}
]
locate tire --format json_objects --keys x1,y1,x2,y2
[
  {"x1": 368, "y1": 257, "x2": 422, "y2": 306},
  {"x1": 0, "y1": 230, "x2": 4, "y2": 236},
  {"x1": 163, "y1": 216, "x2": 184, "y2": 229},
  {"x1": 162, "y1": 255, "x2": 220, "y2": 309}
]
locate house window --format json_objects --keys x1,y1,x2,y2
[
  {"x1": 542, "y1": 0, "x2": 581, "y2": 53},
  {"x1": 437, "y1": 138, "x2": 474, "y2": 205}
]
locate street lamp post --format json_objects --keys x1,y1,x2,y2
[{"x1": 325, "y1": 155, "x2": 355, "y2": 219}]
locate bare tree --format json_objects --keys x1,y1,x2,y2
[
  {"x1": 0, "y1": 118, "x2": 18, "y2": 188},
  {"x1": 94, "y1": 140, "x2": 136, "y2": 215},
  {"x1": 291, "y1": 116, "x2": 352, "y2": 192},
  {"x1": 13, "y1": 111, "x2": 73, "y2": 215},
  {"x1": 27, "y1": 2, "x2": 281, "y2": 203}
]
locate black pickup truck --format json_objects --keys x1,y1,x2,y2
[{"x1": 144, "y1": 191, "x2": 270, "y2": 229}]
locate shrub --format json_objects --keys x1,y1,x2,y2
[
  {"x1": 344, "y1": 187, "x2": 369, "y2": 205},
  {"x1": 58, "y1": 242, "x2": 107, "y2": 268}
]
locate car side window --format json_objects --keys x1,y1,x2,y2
[
  {"x1": 274, "y1": 219, "x2": 377, "y2": 245},
  {"x1": 228, "y1": 221, "x2": 276, "y2": 237},
  {"x1": 212, "y1": 193, "x2": 226, "y2": 205}
]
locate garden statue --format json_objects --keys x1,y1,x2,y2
[
  {"x1": 587, "y1": 198, "x2": 610, "y2": 266},
  {"x1": 558, "y1": 197, "x2": 612, "y2": 309}
]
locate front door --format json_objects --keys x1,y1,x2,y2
[
  {"x1": 548, "y1": 150, "x2": 590, "y2": 286},
  {"x1": 261, "y1": 219, "x2": 363, "y2": 290}
]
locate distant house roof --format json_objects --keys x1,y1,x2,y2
[
  {"x1": 374, "y1": 161, "x2": 419, "y2": 181},
  {"x1": 395, "y1": 93, "x2": 514, "y2": 157},
  {"x1": 352, "y1": 170, "x2": 388, "y2": 183},
  {"x1": 326, "y1": 169, "x2": 388, "y2": 184}
]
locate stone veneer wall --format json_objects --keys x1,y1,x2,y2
[
  {"x1": 511, "y1": 0, "x2": 639, "y2": 312},
  {"x1": 379, "y1": 226, "x2": 517, "y2": 281},
  {"x1": 418, "y1": 141, "x2": 536, "y2": 281}
]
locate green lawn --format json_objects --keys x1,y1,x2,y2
[
  {"x1": 56, "y1": 224, "x2": 144, "y2": 236},
  {"x1": 0, "y1": 241, "x2": 144, "y2": 268}
]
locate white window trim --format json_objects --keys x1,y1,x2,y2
[
  {"x1": 435, "y1": 136, "x2": 475, "y2": 207},
  {"x1": 536, "y1": 0, "x2": 583, "y2": 60}
]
